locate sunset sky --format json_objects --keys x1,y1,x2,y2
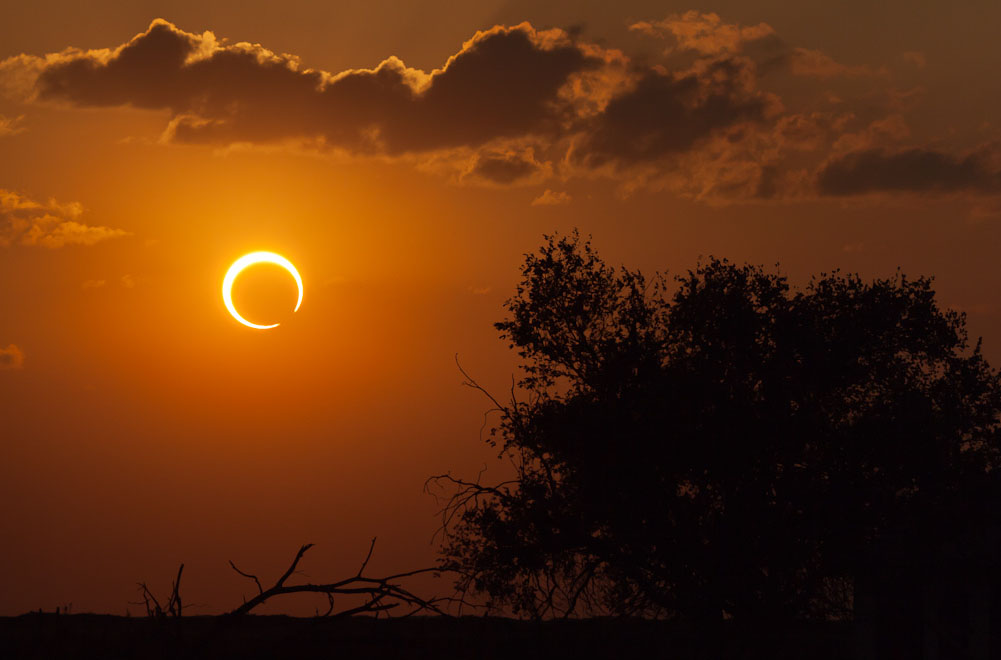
[{"x1": 2, "y1": 0, "x2": 1000, "y2": 615}]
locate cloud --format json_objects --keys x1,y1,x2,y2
[
  {"x1": 2, "y1": 16, "x2": 994, "y2": 204},
  {"x1": 2, "y1": 20, "x2": 768, "y2": 189},
  {"x1": 467, "y1": 150, "x2": 542, "y2": 184},
  {"x1": 0, "y1": 114, "x2": 25, "y2": 136},
  {"x1": 902, "y1": 51, "x2": 926, "y2": 69},
  {"x1": 629, "y1": 12, "x2": 879, "y2": 78},
  {"x1": 787, "y1": 48, "x2": 881, "y2": 78},
  {"x1": 0, "y1": 344, "x2": 24, "y2": 370},
  {"x1": 970, "y1": 200, "x2": 1001, "y2": 221},
  {"x1": 630, "y1": 12, "x2": 775, "y2": 57},
  {"x1": 573, "y1": 58, "x2": 773, "y2": 167},
  {"x1": 82, "y1": 274, "x2": 136, "y2": 290},
  {"x1": 531, "y1": 189, "x2": 571, "y2": 206},
  {"x1": 19, "y1": 19, "x2": 593, "y2": 156},
  {"x1": 0, "y1": 189, "x2": 130, "y2": 248},
  {"x1": 621, "y1": 13, "x2": 989, "y2": 200},
  {"x1": 817, "y1": 145, "x2": 1001, "y2": 195}
]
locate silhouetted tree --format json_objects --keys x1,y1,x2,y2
[{"x1": 430, "y1": 231, "x2": 1001, "y2": 622}]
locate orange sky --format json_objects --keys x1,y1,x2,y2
[{"x1": 1, "y1": 0, "x2": 1000, "y2": 615}]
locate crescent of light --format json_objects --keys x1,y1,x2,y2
[{"x1": 222, "y1": 251, "x2": 303, "y2": 330}]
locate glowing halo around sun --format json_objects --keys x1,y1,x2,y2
[{"x1": 222, "y1": 251, "x2": 303, "y2": 330}]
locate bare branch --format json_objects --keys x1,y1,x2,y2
[
  {"x1": 228, "y1": 560, "x2": 264, "y2": 595},
  {"x1": 136, "y1": 583, "x2": 161, "y2": 618},
  {"x1": 169, "y1": 564, "x2": 184, "y2": 617},
  {"x1": 276, "y1": 543, "x2": 314, "y2": 588},
  {"x1": 321, "y1": 593, "x2": 335, "y2": 617},
  {"x1": 133, "y1": 562, "x2": 186, "y2": 620},
  {"x1": 455, "y1": 354, "x2": 507, "y2": 413},
  {"x1": 357, "y1": 537, "x2": 377, "y2": 577},
  {"x1": 225, "y1": 544, "x2": 446, "y2": 618}
]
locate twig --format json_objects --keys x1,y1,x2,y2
[
  {"x1": 357, "y1": 537, "x2": 377, "y2": 577},
  {"x1": 229, "y1": 560, "x2": 264, "y2": 595}
]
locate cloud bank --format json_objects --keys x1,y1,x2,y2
[
  {"x1": 817, "y1": 146, "x2": 1001, "y2": 195},
  {"x1": 2, "y1": 15, "x2": 997, "y2": 203},
  {"x1": 19, "y1": 20, "x2": 593, "y2": 155}
]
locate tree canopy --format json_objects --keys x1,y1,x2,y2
[{"x1": 432, "y1": 231, "x2": 1001, "y2": 621}]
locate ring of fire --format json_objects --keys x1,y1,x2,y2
[{"x1": 222, "y1": 251, "x2": 303, "y2": 330}]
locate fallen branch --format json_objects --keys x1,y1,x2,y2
[{"x1": 226, "y1": 540, "x2": 445, "y2": 618}]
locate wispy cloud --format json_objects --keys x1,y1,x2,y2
[
  {"x1": 0, "y1": 344, "x2": 24, "y2": 370},
  {"x1": 0, "y1": 189, "x2": 129, "y2": 248},
  {"x1": 0, "y1": 114, "x2": 25, "y2": 137},
  {"x1": 531, "y1": 189, "x2": 571, "y2": 206}
]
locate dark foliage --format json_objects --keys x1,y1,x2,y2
[{"x1": 431, "y1": 231, "x2": 1001, "y2": 621}]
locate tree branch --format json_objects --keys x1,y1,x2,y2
[
  {"x1": 276, "y1": 543, "x2": 313, "y2": 588},
  {"x1": 357, "y1": 537, "x2": 376, "y2": 577},
  {"x1": 225, "y1": 542, "x2": 445, "y2": 618},
  {"x1": 229, "y1": 560, "x2": 264, "y2": 595},
  {"x1": 169, "y1": 563, "x2": 184, "y2": 617}
]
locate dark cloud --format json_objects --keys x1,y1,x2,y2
[
  {"x1": 10, "y1": 20, "x2": 776, "y2": 180},
  {"x1": 6, "y1": 16, "x2": 996, "y2": 203},
  {"x1": 817, "y1": 147, "x2": 1001, "y2": 196},
  {"x1": 468, "y1": 151, "x2": 540, "y2": 184},
  {"x1": 391, "y1": 29, "x2": 590, "y2": 152},
  {"x1": 574, "y1": 59, "x2": 770, "y2": 166},
  {"x1": 38, "y1": 20, "x2": 201, "y2": 109},
  {"x1": 34, "y1": 20, "x2": 593, "y2": 155},
  {"x1": 755, "y1": 165, "x2": 780, "y2": 199}
]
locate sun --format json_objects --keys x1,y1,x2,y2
[{"x1": 222, "y1": 251, "x2": 303, "y2": 329}]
